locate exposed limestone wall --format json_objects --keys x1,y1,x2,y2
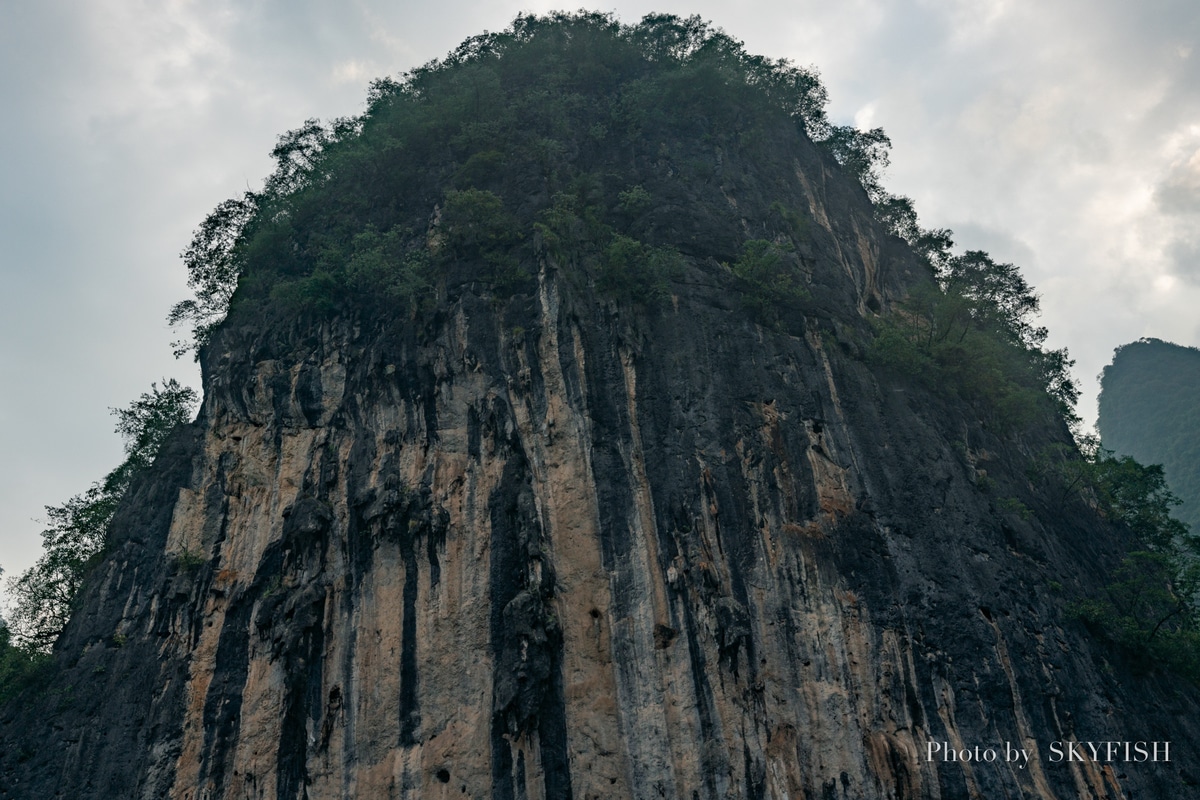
[{"x1": 3, "y1": 156, "x2": 1199, "y2": 800}]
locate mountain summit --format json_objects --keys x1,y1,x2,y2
[{"x1": 2, "y1": 13, "x2": 1197, "y2": 799}]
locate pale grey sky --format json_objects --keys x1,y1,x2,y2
[{"x1": 2, "y1": 1, "x2": 1198, "y2": 600}]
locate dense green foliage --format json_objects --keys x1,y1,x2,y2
[
  {"x1": 1098, "y1": 338, "x2": 1200, "y2": 533},
  {"x1": 167, "y1": 12, "x2": 891, "y2": 357},
  {"x1": 4, "y1": 381, "x2": 197, "y2": 653},
  {"x1": 869, "y1": 244, "x2": 1077, "y2": 430},
  {"x1": 1061, "y1": 442, "x2": 1200, "y2": 681}
]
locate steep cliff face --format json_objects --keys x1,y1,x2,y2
[
  {"x1": 4, "y1": 160, "x2": 1198, "y2": 799},
  {"x1": 5, "y1": 19, "x2": 1200, "y2": 800}
]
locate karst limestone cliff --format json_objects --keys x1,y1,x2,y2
[{"x1": 3, "y1": 13, "x2": 1199, "y2": 800}]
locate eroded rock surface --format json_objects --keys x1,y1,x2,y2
[{"x1": 3, "y1": 135, "x2": 1198, "y2": 800}]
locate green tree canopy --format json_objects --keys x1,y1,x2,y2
[{"x1": 164, "y1": 12, "x2": 861, "y2": 357}]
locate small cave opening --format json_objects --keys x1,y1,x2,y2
[{"x1": 436, "y1": 768, "x2": 450, "y2": 783}]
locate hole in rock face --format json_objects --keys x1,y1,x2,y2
[
  {"x1": 653, "y1": 624, "x2": 677, "y2": 649},
  {"x1": 436, "y1": 768, "x2": 450, "y2": 783},
  {"x1": 589, "y1": 608, "x2": 601, "y2": 620}
]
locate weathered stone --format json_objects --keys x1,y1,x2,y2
[{"x1": 2, "y1": 86, "x2": 1198, "y2": 800}]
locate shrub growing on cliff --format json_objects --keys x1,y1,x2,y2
[
  {"x1": 437, "y1": 188, "x2": 526, "y2": 288},
  {"x1": 598, "y1": 234, "x2": 680, "y2": 306},
  {"x1": 1075, "y1": 552, "x2": 1200, "y2": 682},
  {"x1": 168, "y1": 195, "x2": 258, "y2": 358},
  {"x1": 5, "y1": 381, "x2": 197, "y2": 652},
  {"x1": 728, "y1": 238, "x2": 810, "y2": 328}
]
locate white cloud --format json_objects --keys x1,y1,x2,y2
[
  {"x1": 853, "y1": 102, "x2": 877, "y2": 130},
  {"x1": 332, "y1": 59, "x2": 375, "y2": 84}
]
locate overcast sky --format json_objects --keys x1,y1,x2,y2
[{"x1": 2, "y1": 0, "x2": 1198, "y2": 601}]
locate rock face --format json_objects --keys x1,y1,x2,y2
[{"x1": 4, "y1": 72, "x2": 1200, "y2": 800}]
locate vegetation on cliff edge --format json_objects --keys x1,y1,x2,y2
[
  {"x1": 166, "y1": 12, "x2": 1076, "y2": 441},
  {"x1": 1066, "y1": 440, "x2": 1200, "y2": 682},
  {"x1": 169, "y1": 12, "x2": 854, "y2": 354},
  {"x1": 2, "y1": 381, "x2": 196, "y2": 657}
]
